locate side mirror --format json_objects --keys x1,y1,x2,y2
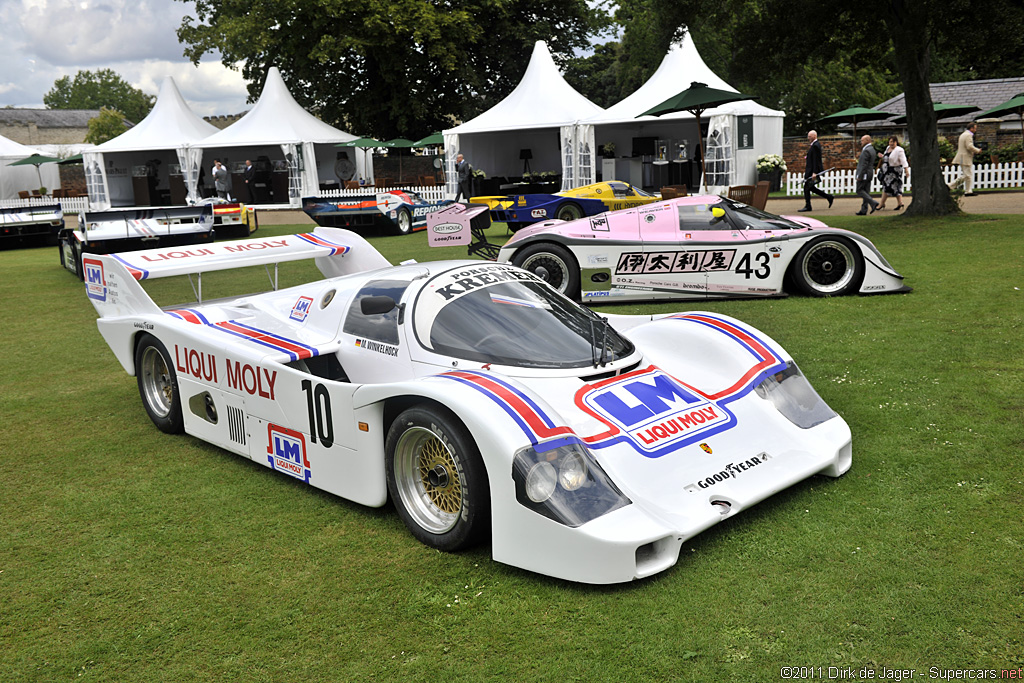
[{"x1": 360, "y1": 295, "x2": 396, "y2": 316}]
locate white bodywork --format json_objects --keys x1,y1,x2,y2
[{"x1": 85, "y1": 228, "x2": 852, "y2": 584}]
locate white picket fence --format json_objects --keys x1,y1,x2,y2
[
  {"x1": 786, "y1": 162, "x2": 1024, "y2": 195},
  {"x1": 0, "y1": 195, "x2": 90, "y2": 214},
  {"x1": 318, "y1": 185, "x2": 448, "y2": 203}
]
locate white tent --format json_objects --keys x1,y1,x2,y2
[
  {"x1": 0, "y1": 134, "x2": 59, "y2": 200},
  {"x1": 581, "y1": 33, "x2": 784, "y2": 193},
  {"x1": 195, "y1": 67, "x2": 366, "y2": 207},
  {"x1": 443, "y1": 41, "x2": 605, "y2": 195},
  {"x1": 83, "y1": 77, "x2": 218, "y2": 209}
]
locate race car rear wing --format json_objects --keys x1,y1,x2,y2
[
  {"x1": 426, "y1": 202, "x2": 496, "y2": 259},
  {"x1": 85, "y1": 227, "x2": 391, "y2": 319}
]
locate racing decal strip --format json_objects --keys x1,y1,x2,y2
[
  {"x1": 213, "y1": 321, "x2": 319, "y2": 361},
  {"x1": 164, "y1": 308, "x2": 318, "y2": 362},
  {"x1": 666, "y1": 314, "x2": 786, "y2": 400},
  {"x1": 166, "y1": 308, "x2": 211, "y2": 325},
  {"x1": 437, "y1": 370, "x2": 579, "y2": 448},
  {"x1": 295, "y1": 232, "x2": 351, "y2": 256},
  {"x1": 111, "y1": 253, "x2": 149, "y2": 280}
]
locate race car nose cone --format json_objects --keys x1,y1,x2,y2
[{"x1": 427, "y1": 464, "x2": 450, "y2": 488}]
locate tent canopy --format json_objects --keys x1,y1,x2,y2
[
  {"x1": 0, "y1": 133, "x2": 59, "y2": 199},
  {"x1": 93, "y1": 77, "x2": 218, "y2": 153},
  {"x1": 197, "y1": 67, "x2": 358, "y2": 147},
  {"x1": 446, "y1": 41, "x2": 604, "y2": 135}
]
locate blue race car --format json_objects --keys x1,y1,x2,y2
[
  {"x1": 302, "y1": 190, "x2": 453, "y2": 236},
  {"x1": 472, "y1": 181, "x2": 659, "y2": 231}
]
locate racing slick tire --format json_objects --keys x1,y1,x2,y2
[
  {"x1": 555, "y1": 202, "x2": 584, "y2": 222},
  {"x1": 135, "y1": 333, "x2": 185, "y2": 434},
  {"x1": 386, "y1": 406, "x2": 490, "y2": 552},
  {"x1": 790, "y1": 236, "x2": 864, "y2": 297},
  {"x1": 392, "y1": 207, "x2": 413, "y2": 236},
  {"x1": 511, "y1": 243, "x2": 581, "y2": 299}
]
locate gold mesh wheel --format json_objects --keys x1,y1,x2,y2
[{"x1": 394, "y1": 426, "x2": 464, "y2": 534}]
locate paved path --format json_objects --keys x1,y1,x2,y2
[{"x1": 767, "y1": 190, "x2": 1024, "y2": 216}]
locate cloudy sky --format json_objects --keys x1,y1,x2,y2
[{"x1": 0, "y1": 0, "x2": 250, "y2": 117}]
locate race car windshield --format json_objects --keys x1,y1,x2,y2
[
  {"x1": 723, "y1": 199, "x2": 803, "y2": 230},
  {"x1": 418, "y1": 279, "x2": 634, "y2": 368}
]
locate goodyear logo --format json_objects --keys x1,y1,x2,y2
[
  {"x1": 267, "y1": 424, "x2": 311, "y2": 482},
  {"x1": 583, "y1": 369, "x2": 733, "y2": 456},
  {"x1": 83, "y1": 258, "x2": 106, "y2": 302},
  {"x1": 290, "y1": 296, "x2": 313, "y2": 322}
]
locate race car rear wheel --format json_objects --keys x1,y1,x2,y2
[
  {"x1": 386, "y1": 406, "x2": 489, "y2": 552},
  {"x1": 511, "y1": 243, "x2": 580, "y2": 299},
  {"x1": 135, "y1": 333, "x2": 184, "y2": 434},
  {"x1": 791, "y1": 236, "x2": 864, "y2": 297},
  {"x1": 392, "y1": 207, "x2": 413, "y2": 236},
  {"x1": 555, "y1": 202, "x2": 584, "y2": 222}
]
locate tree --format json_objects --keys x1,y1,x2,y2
[
  {"x1": 612, "y1": 0, "x2": 1024, "y2": 215},
  {"x1": 175, "y1": 0, "x2": 608, "y2": 140},
  {"x1": 563, "y1": 42, "x2": 625, "y2": 109},
  {"x1": 44, "y1": 69, "x2": 154, "y2": 124},
  {"x1": 85, "y1": 108, "x2": 130, "y2": 145}
]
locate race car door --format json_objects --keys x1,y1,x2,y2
[{"x1": 613, "y1": 201, "x2": 740, "y2": 298}]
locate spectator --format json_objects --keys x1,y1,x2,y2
[
  {"x1": 798, "y1": 130, "x2": 834, "y2": 212},
  {"x1": 877, "y1": 135, "x2": 908, "y2": 210},
  {"x1": 948, "y1": 123, "x2": 982, "y2": 196},
  {"x1": 855, "y1": 135, "x2": 880, "y2": 215}
]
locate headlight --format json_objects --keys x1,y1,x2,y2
[
  {"x1": 754, "y1": 361, "x2": 837, "y2": 429},
  {"x1": 512, "y1": 440, "x2": 630, "y2": 527}
]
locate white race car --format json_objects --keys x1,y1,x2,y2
[{"x1": 84, "y1": 228, "x2": 852, "y2": 584}]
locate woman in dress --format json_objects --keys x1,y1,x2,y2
[{"x1": 877, "y1": 135, "x2": 908, "y2": 210}]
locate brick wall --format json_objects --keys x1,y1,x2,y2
[{"x1": 58, "y1": 164, "x2": 87, "y2": 195}]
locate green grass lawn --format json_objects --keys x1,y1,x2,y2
[{"x1": 1, "y1": 212, "x2": 1022, "y2": 681}]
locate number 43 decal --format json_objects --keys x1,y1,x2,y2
[{"x1": 736, "y1": 252, "x2": 770, "y2": 279}]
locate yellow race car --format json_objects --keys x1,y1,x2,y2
[{"x1": 471, "y1": 180, "x2": 659, "y2": 230}]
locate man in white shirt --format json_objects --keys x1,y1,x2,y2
[{"x1": 948, "y1": 123, "x2": 982, "y2": 196}]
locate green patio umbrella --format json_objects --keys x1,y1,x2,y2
[
  {"x1": 412, "y1": 132, "x2": 444, "y2": 147},
  {"x1": 57, "y1": 153, "x2": 84, "y2": 164},
  {"x1": 889, "y1": 102, "x2": 980, "y2": 125},
  {"x1": 639, "y1": 81, "x2": 756, "y2": 192},
  {"x1": 818, "y1": 105, "x2": 895, "y2": 155},
  {"x1": 7, "y1": 153, "x2": 62, "y2": 189},
  {"x1": 976, "y1": 92, "x2": 1024, "y2": 145},
  {"x1": 335, "y1": 138, "x2": 382, "y2": 183}
]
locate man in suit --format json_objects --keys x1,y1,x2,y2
[
  {"x1": 454, "y1": 153, "x2": 472, "y2": 201},
  {"x1": 212, "y1": 160, "x2": 229, "y2": 199},
  {"x1": 948, "y1": 123, "x2": 982, "y2": 196},
  {"x1": 799, "y1": 130, "x2": 834, "y2": 212},
  {"x1": 855, "y1": 135, "x2": 880, "y2": 215},
  {"x1": 243, "y1": 159, "x2": 256, "y2": 204}
]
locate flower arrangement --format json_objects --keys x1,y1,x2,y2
[
  {"x1": 471, "y1": 168, "x2": 487, "y2": 179},
  {"x1": 756, "y1": 154, "x2": 787, "y2": 174},
  {"x1": 601, "y1": 143, "x2": 616, "y2": 158}
]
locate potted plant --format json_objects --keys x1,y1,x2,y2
[
  {"x1": 601, "y1": 143, "x2": 616, "y2": 159},
  {"x1": 755, "y1": 154, "x2": 786, "y2": 191}
]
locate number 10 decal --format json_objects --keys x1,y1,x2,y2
[{"x1": 301, "y1": 379, "x2": 334, "y2": 447}]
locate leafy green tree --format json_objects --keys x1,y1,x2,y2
[
  {"x1": 612, "y1": 0, "x2": 1024, "y2": 215},
  {"x1": 563, "y1": 42, "x2": 626, "y2": 109},
  {"x1": 175, "y1": 0, "x2": 608, "y2": 140},
  {"x1": 44, "y1": 69, "x2": 154, "y2": 124},
  {"x1": 84, "y1": 107, "x2": 130, "y2": 145}
]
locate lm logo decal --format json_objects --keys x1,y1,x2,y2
[
  {"x1": 83, "y1": 257, "x2": 106, "y2": 301},
  {"x1": 290, "y1": 296, "x2": 314, "y2": 322},
  {"x1": 578, "y1": 367, "x2": 736, "y2": 457},
  {"x1": 267, "y1": 424, "x2": 311, "y2": 482}
]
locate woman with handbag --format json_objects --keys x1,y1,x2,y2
[{"x1": 877, "y1": 136, "x2": 908, "y2": 210}]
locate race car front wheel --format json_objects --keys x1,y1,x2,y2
[
  {"x1": 392, "y1": 207, "x2": 413, "y2": 236},
  {"x1": 511, "y1": 243, "x2": 581, "y2": 299},
  {"x1": 555, "y1": 202, "x2": 584, "y2": 222},
  {"x1": 791, "y1": 236, "x2": 864, "y2": 297},
  {"x1": 135, "y1": 333, "x2": 185, "y2": 434},
  {"x1": 386, "y1": 406, "x2": 489, "y2": 552}
]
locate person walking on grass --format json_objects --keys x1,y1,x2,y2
[
  {"x1": 948, "y1": 122, "x2": 982, "y2": 196},
  {"x1": 798, "y1": 130, "x2": 834, "y2": 212}
]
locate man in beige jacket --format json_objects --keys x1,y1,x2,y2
[{"x1": 948, "y1": 123, "x2": 982, "y2": 196}]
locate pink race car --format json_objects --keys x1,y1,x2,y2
[{"x1": 490, "y1": 195, "x2": 909, "y2": 303}]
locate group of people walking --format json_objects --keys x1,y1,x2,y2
[
  {"x1": 799, "y1": 122, "x2": 982, "y2": 214},
  {"x1": 800, "y1": 130, "x2": 908, "y2": 214}
]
